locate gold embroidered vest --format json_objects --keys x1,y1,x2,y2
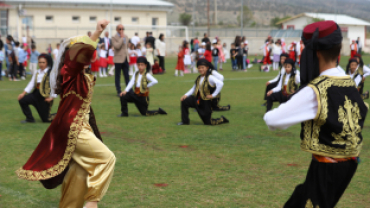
[
  {"x1": 281, "y1": 73, "x2": 298, "y2": 95},
  {"x1": 300, "y1": 76, "x2": 368, "y2": 158},
  {"x1": 134, "y1": 71, "x2": 149, "y2": 95},
  {"x1": 34, "y1": 70, "x2": 52, "y2": 98},
  {"x1": 194, "y1": 74, "x2": 215, "y2": 100}
]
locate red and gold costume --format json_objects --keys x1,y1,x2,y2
[{"x1": 16, "y1": 36, "x2": 116, "y2": 207}]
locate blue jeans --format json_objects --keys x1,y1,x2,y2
[
  {"x1": 232, "y1": 59, "x2": 237, "y2": 69},
  {"x1": 213, "y1": 56, "x2": 219, "y2": 70},
  {"x1": 243, "y1": 56, "x2": 247, "y2": 70}
]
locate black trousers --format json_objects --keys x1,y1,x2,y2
[
  {"x1": 120, "y1": 91, "x2": 160, "y2": 116},
  {"x1": 115, "y1": 59, "x2": 130, "y2": 94},
  {"x1": 284, "y1": 159, "x2": 357, "y2": 208},
  {"x1": 212, "y1": 94, "x2": 230, "y2": 111},
  {"x1": 19, "y1": 89, "x2": 53, "y2": 122},
  {"x1": 181, "y1": 95, "x2": 226, "y2": 125},
  {"x1": 264, "y1": 82, "x2": 278, "y2": 100},
  {"x1": 266, "y1": 92, "x2": 288, "y2": 112},
  {"x1": 18, "y1": 63, "x2": 25, "y2": 77},
  {"x1": 9, "y1": 63, "x2": 18, "y2": 79},
  {"x1": 157, "y1": 56, "x2": 166, "y2": 71},
  {"x1": 236, "y1": 55, "x2": 243, "y2": 69}
]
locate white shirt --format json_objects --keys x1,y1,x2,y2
[
  {"x1": 24, "y1": 68, "x2": 57, "y2": 98},
  {"x1": 272, "y1": 45, "x2": 282, "y2": 55},
  {"x1": 269, "y1": 67, "x2": 286, "y2": 83},
  {"x1": 99, "y1": 49, "x2": 107, "y2": 58},
  {"x1": 264, "y1": 67, "x2": 347, "y2": 130},
  {"x1": 52, "y1": 48, "x2": 59, "y2": 60},
  {"x1": 349, "y1": 65, "x2": 370, "y2": 86},
  {"x1": 185, "y1": 75, "x2": 224, "y2": 97},
  {"x1": 136, "y1": 49, "x2": 142, "y2": 57},
  {"x1": 22, "y1": 36, "x2": 27, "y2": 43},
  {"x1": 108, "y1": 49, "x2": 114, "y2": 57},
  {"x1": 351, "y1": 44, "x2": 356, "y2": 50},
  {"x1": 124, "y1": 72, "x2": 158, "y2": 92},
  {"x1": 131, "y1": 36, "x2": 140, "y2": 47},
  {"x1": 272, "y1": 71, "x2": 300, "y2": 93},
  {"x1": 156, "y1": 39, "x2": 166, "y2": 56},
  {"x1": 211, "y1": 70, "x2": 224, "y2": 81}
]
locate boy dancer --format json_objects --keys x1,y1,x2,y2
[
  {"x1": 118, "y1": 56, "x2": 167, "y2": 117},
  {"x1": 264, "y1": 21, "x2": 368, "y2": 208},
  {"x1": 346, "y1": 57, "x2": 370, "y2": 99},
  {"x1": 178, "y1": 59, "x2": 229, "y2": 125},
  {"x1": 17, "y1": 54, "x2": 56, "y2": 123},
  {"x1": 265, "y1": 58, "x2": 300, "y2": 112}
]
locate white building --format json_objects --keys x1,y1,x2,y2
[
  {"x1": 0, "y1": 0, "x2": 174, "y2": 39},
  {"x1": 277, "y1": 13, "x2": 370, "y2": 45}
]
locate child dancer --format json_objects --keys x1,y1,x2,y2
[
  {"x1": 128, "y1": 43, "x2": 138, "y2": 76},
  {"x1": 118, "y1": 56, "x2": 167, "y2": 117},
  {"x1": 145, "y1": 43, "x2": 154, "y2": 74},
  {"x1": 261, "y1": 40, "x2": 272, "y2": 72},
  {"x1": 178, "y1": 58, "x2": 229, "y2": 126},
  {"x1": 272, "y1": 39, "x2": 282, "y2": 71},
  {"x1": 217, "y1": 39, "x2": 225, "y2": 71},
  {"x1": 107, "y1": 45, "x2": 115, "y2": 76},
  {"x1": 204, "y1": 43, "x2": 212, "y2": 63},
  {"x1": 99, "y1": 44, "x2": 108, "y2": 77},
  {"x1": 223, "y1": 43, "x2": 229, "y2": 63},
  {"x1": 152, "y1": 59, "x2": 163, "y2": 74},
  {"x1": 91, "y1": 50, "x2": 100, "y2": 77},
  {"x1": 212, "y1": 41, "x2": 219, "y2": 71},
  {"x1": 183, "y1": 41, "x2": 192, "y2": 73},
  {"x1": 288, "y1": 41, "x2": 297, "y2": 62},
  {"x1": 230, "y1": 43, "x2": 237, "y2": 70},
  {"x1": 346, "y1": 57, "x2": 370, "y2": 99},
  {"x1": 350, "y1": 40, "x2": 358, "y2": 58},
  {"x1": 265, "y1": 58, "x2": 300, "y2": 112},
  {"x1": 190, "y1": 50, "x2": 198, "y2": 73},
  {"x1": 264, "y1": 21, "x2": 368, "y2": 208},
  {"x1": 175, "y1": 45, "x2": 185, "y2": 77},
  {"x1": 16, "y1": 20, "x2": 116, "y2": 208}
]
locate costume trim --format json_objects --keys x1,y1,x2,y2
[{"x1": 16, "y1": 74, "x2": 94, "y2": 181}]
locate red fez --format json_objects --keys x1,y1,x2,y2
[{"x1": 303, "y1": 20, "x2": 338, "y2": 40}]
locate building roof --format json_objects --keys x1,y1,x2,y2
[
  {"x1": 3, "y1": 0, "x2": 174, "y2": 11},
  {"x1": 276, "y1": 13, "x2": 370, "y2": 26}
]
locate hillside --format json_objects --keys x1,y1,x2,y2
[{"x1": 166, "y1": 0, "x2": 370, "y2": 27}]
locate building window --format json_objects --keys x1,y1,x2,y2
[
  {"x1": 72, "y1": 16, "x2": 80, "y2": 23},
  {"x1": 152, "y1": 18, "x2": 158, "y2": 26},
  {"x1": 0, "y1": 10, "x2": 8, "y2": 36},
  {"x1": 90, "y1": 16, "x2": 97, "y2": 23},
  {"x1": 114, "y1": 17, "x2": 121, "y2": 23},
  {"x1": 132, "y1": 17, "x2": 139, "y2": 24},
  {"x1": 287, "y1": 25, "x2": 295, "y2": 30},
  {"x1": 45, "y1": 15, "x2": 53, "y2": 22}
]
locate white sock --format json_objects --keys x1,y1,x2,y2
[
  {"x1": 180, "y1": 70, "x2": 184, "y2": 76},
  {"x1": 175, "y1": 70, "x2": 178, "y2": 76},
  {"x1": 99, "y1": 67, "x2": 103, "y2": 77}
]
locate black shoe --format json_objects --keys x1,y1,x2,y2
[
  {"x1": 177, "y1": 122, "x2": 189, "y2": 125},
  {"x1": 221, "y1": 116, "x2": 229, "y2": 124},
  {"x1": 363, "y1": 91, "x2": 369, "y2": 99},
  {"x1": 158, "y1": 108, "x2": 167, "y2": 115},
  {"x1": 261, "y1": 102, "x2": 267, "y2": 106},
  {"x1": 227, "y1": 105, "x2": 231, "y2": 110},
  {"x1": 117, "y1": 113, "x2": 128, "y2": 117},
  {"x1": 21, "y1": 120, "x2": 35, "y2": 124}
]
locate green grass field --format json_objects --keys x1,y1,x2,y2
[{"x1": 1, "y1": 56, "x2": 370, "y2": 208}]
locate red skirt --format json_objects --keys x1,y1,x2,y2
[
  {"x1": 100, "y1": 57, "x2": 108, "y2": 68},
  {"x1": 91, "y1": 60, "x2": 100, "y2": 72},
  {"x1": 263, "y1": 54, "x2": 271, "y2": 65},
  {"x1": 289, "y1": 51, "x2": 296, "y2": 62},
  {"x1": 129, "y1": 56, "x2": 137, "y2": 65},
  {"x1": 108, "y1": 56, "x2": 114, "y2": 65},
  {"x1": 351, "y1": 50, "x2": 356, "y2": 58}
]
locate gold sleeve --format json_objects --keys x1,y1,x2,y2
[{"x1": 70, "y1": 35, "x2": 99, "y2": 48}]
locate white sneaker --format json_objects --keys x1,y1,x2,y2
[{"x1": 21, "y1": 76, "x2": 26, "y2": 80}]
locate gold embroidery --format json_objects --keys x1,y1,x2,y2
[
  {"x1": 305, "y1": 199, "x2": 319, "y2": 208},
  {"x1": 194, "y1": 75, "x2": 212, "y2": 100},
  {"x1": 332, "y1": 96, "x2": 362, "y2": 149},
  {"x1": 301, "y1": 76, "x2": 361, "y2": 158},
  {"x1": 134, "y1": 72, "x2": 148, "y2": 94},
  {"x1": 16, "y1": 74, "x2": 94, "y2": 181},
  {"x1": 281, "y1": 73, "x2": 297, "y2": 95}
]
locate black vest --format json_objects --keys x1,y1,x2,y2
[
  {"x1": 300, "y1": 76, "x2": 368, "y2": 158},
  {"x1": 351, "y1": 67, "x2": 364, "y2": 94},
  {"x1": 194, "y1": 74, "x2": 215, "y2": 100},
  {"x1": 35, "y1": 69, "x2": 52, "y2": 98},
  {"x1": 281, "y1": 73, "x2": 298, "y2": 95}
]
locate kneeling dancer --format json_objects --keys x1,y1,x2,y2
[
  {"x1": 264, "y1": 21, "x2": 368, "y2": 208},
  {"x1": 178, "y1": 59, "x2": 229, "y2": 125},
  {"x1": 266, "y1": 58, "x2": 300, "y2": 112},
  {"x1": 17, "y1": 54, "x2": 56, "y2": 123},
  {"x1": 16, "y1": 20, "x2": 116, "y2": 208},
  {"x1": 118, "y1": 56, "x2": 167, "y2": 117}
]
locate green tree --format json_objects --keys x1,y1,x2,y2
[
  {"x1": 179, "y1": 13, "x2": 192, "y2": 26},
  {"x1": 270, "y1": 16, "x2": 291, "y2": 28},
  {"x1": 237, "y1": 6, "x2": 253, "y2": 27},
  {"x1": 312, "y1": 17, "x2": 325, "y2": 23}
]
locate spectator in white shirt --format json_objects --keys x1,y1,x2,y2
[
  {"x1": 131, "y1": 32, "x2": 140, "y2": 47},
  {"x1": 52, "y1": 43, "x2": 60, "y2": 62},
  {"x1": 155, "y1": 33, "x2": 166, "y2": 72}
]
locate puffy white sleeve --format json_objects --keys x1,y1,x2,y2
[
  {"x1": 208, "y1": 75, "x2": 224, "y2": 97},
  {"x1": 363, "y1": 65, "x2": 370, "y2": 78},
  {"x1": 24, "y1": 73, "x2": 37, "y2": 93},
  {"x1": 264, "y1": 86, "x2": 318, "y2": 130},
  {"x1": 146, "y1": 73, "x2": 158, "y2": 88},
  {"x1": 211, "y1": 70, "x2": 224, "y2": 81},
  {"x1": 124, "y1": 76, "x2": 135, "y2": 92},
  {"x1": 185, "y1": 84, "x2": 196, "y2": 96}
]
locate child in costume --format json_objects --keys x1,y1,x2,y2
[
  {"x1": 16, "y1": 20, "x2": 115, "y2": 208},
  {"x1": 118, "y1": 56, "x2": 167, "y2": 117}
]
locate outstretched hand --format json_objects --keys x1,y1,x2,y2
[
  {"x1": 96, "y1": 19, "x2": 110, "y2": 32},
  {"x1": 181, "y1": 95, "x2": 187, "y2": 101}
]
